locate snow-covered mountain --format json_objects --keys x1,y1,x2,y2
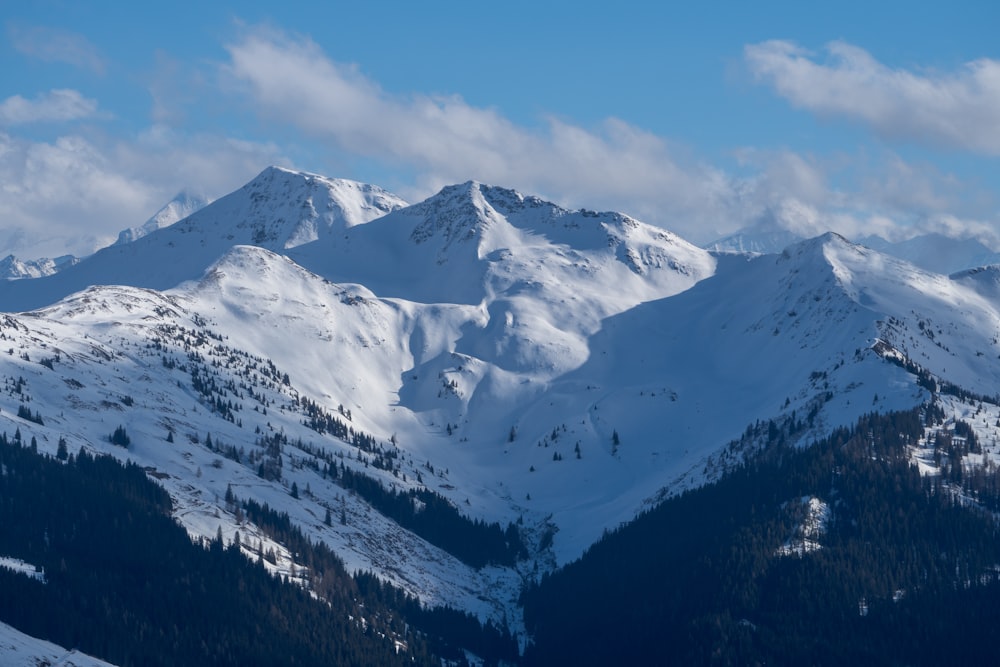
[
  {"x1": 0, "y1": 192, "x2": 208, "y2": 283},
  {"x1": 114, "y1": 190, "x2": 211, "y2": 245},
  {"x1": 0, "y1": 167, "x2": 407, "y2": 311},
  {"x1": 705, "y1": 227, "x2": 804, "y2": 255},
  {"x1": 0, "y1": 254, "x2": 78, "y2": 280},
  {"x1": 710, "y1": 224, "x2": 1000, "y2": 275},
  {"x1": 6, "y1": 167, "x2": 1000, "y2": 637}
]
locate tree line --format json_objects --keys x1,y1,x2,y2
[{"x1": 521, "y1": 406, "x2": 1000, "y2": 665}]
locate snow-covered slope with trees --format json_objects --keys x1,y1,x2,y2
[{"x1": 6, "y1": 168, "x2": 1000, "y2": 633}]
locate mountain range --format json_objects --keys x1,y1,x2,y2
[
  {"x1": 4, "y1": 166, "x2": 1000, "y2": 663},
  {"x1": 709, "y1": 223, "x2": 1000, "y2": 276}
]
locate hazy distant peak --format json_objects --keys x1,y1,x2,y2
[
  {"x1": 705, "y1": 228, "x2": 806, "y2": 256},
  {"x1": 115, "y1": 190, "x2": 211, "y2": 246},
  {"x1": 0, "y1": 253, "x2": 78, "y2": 280}
]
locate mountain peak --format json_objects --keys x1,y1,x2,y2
[
  {"x1": 780, "y1": 231, "x2": 855, "y2": 259},
  {"x1": 115, "y1": 190, "x2": 211, "y2": 246},
  {"x1": 406, "y1": 181, "x2": 509, "y2": 247},
  {"x1": 195, "y1": 166, "x2": 407, "y2": 249}
]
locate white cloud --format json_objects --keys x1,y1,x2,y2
[
  {"x1": 1, "y1": 24, "x2": 996, "y2": 263},
  {"x1": 0, "y1": 129, "x2": 288, "y2": 259},
  {"x1": 744, "y1": 40, "x2": 1000, "y2": 155},
  {"x1": 221, "y1": 27, "x2": 739, "y2": 239},
  {"x1": 218, "y1": 28, "x2": 1000, "y2": 250},
  {"x1": 729, "y1": 146, "x2": 1000, "y2": 248},
  {"x1": 7, "y1": 23, "x2": 107, "y2": 74},
  {"x1": 0, "y1": 89, "x2": 99, "y2": 126}
]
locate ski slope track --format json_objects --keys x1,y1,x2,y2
[{"x1": 4, "y1": 168, "x2": 1000, "y2": 631}]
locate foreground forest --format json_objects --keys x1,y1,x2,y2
[
  {"x1": 0, "y1": 431, "x2": 515, "y2": 667},
  {"x1": 5, "y1": 403, "x2": 1000, "y2": 665},
  {"x1": 522, "y1": 406, "x2": 1000, "y2": 665}
]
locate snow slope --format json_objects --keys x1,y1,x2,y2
[
  {"x1": 0, "y1": 621, "x2": 115, "y2": 667},
  {"x1": 6, "y1": 170, "x2": 1000, "y2": 630}
]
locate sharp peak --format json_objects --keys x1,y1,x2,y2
[
  {"x1": 247, "y1": 165, "x2": 384, "y2": 191},
  {"x1": 431, "y1": 180, "x2": 525, "y2": 202},
  {"x1": 255, "y1": 165, "x2": 322, "y2": 179},
  {"x1": 775, "y1": 232, "x2": 874, "y2": 271},
  {"x1": 422, "y1": 180, "x2": 636, "y2": 220},
  {"x1": 782, "y1": 231, "x2": 855, "y2": 254},
  {"x1": 815, "y1": 230, "x2": 852, "y2": 245}
]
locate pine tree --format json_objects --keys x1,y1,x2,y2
[{"x1": 110, "y1": 425, "x2": 130, "y2": 448}]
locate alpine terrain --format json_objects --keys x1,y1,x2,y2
[{"x1": 4, "y1": 166, "x2": 1000, "y2": 664}]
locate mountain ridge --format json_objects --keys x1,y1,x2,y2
[{"x1": 6, "y1": 167, "x2": 1000, "y2": 646}]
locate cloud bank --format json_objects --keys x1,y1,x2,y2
[
  {"x1": 745, "y1": 40, "x2": 1000, "y2": 155},
  {"x1": 0, "y1": 128, "x2": 287, "y2": 259}
]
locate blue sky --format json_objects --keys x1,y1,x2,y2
[{"x1": 1, "y1": 0, "x2": 998, "y2": 258}]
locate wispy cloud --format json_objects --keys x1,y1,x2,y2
[
  {"x1": 0, "y1": 89, "x2": 99, "y2": 126},
  {"x1": 218, "y1": 28, "x2": 1000, "y2": 248},
  {"x1": 7, "y1": 23, "x2": 106, "y2": 75},
  {"x1": 1, "y1": 24, "x2": 997, "y2": 262},
  {"x1": 731, "y1": 146, "x2": 1000, "y2": 247},
  {"x1": 744, "y1": 40, "x2": 1000, "y2": 155},
  {"x1": 0, "y1": 128, "x2": 287, "y2": 259},
  {"x1": 221, "y1": 27, "x2": 739, "y2": 237}
]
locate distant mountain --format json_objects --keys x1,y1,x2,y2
[
  {"x1": 709, "y1": 225, "x2": 1000, "y2": 275},
  {"x1": 951, "y1": 264, "x2": 1000, "y2": 301},
  {"x1": 0, "y1": 193, "x2": 208, "y2": 283},
  {"x1": 704, "y1": 227, "x2": 805, "y2": 255},
  {"x1": 114, "y1": 190, "x2": 211, "y2": 245},
  {"x1": 858, "y1": 232, "x2": 1000, "y2": 275},
  {"x1": 0, "y1": 254, "x2": 78, "y2": 280}
]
